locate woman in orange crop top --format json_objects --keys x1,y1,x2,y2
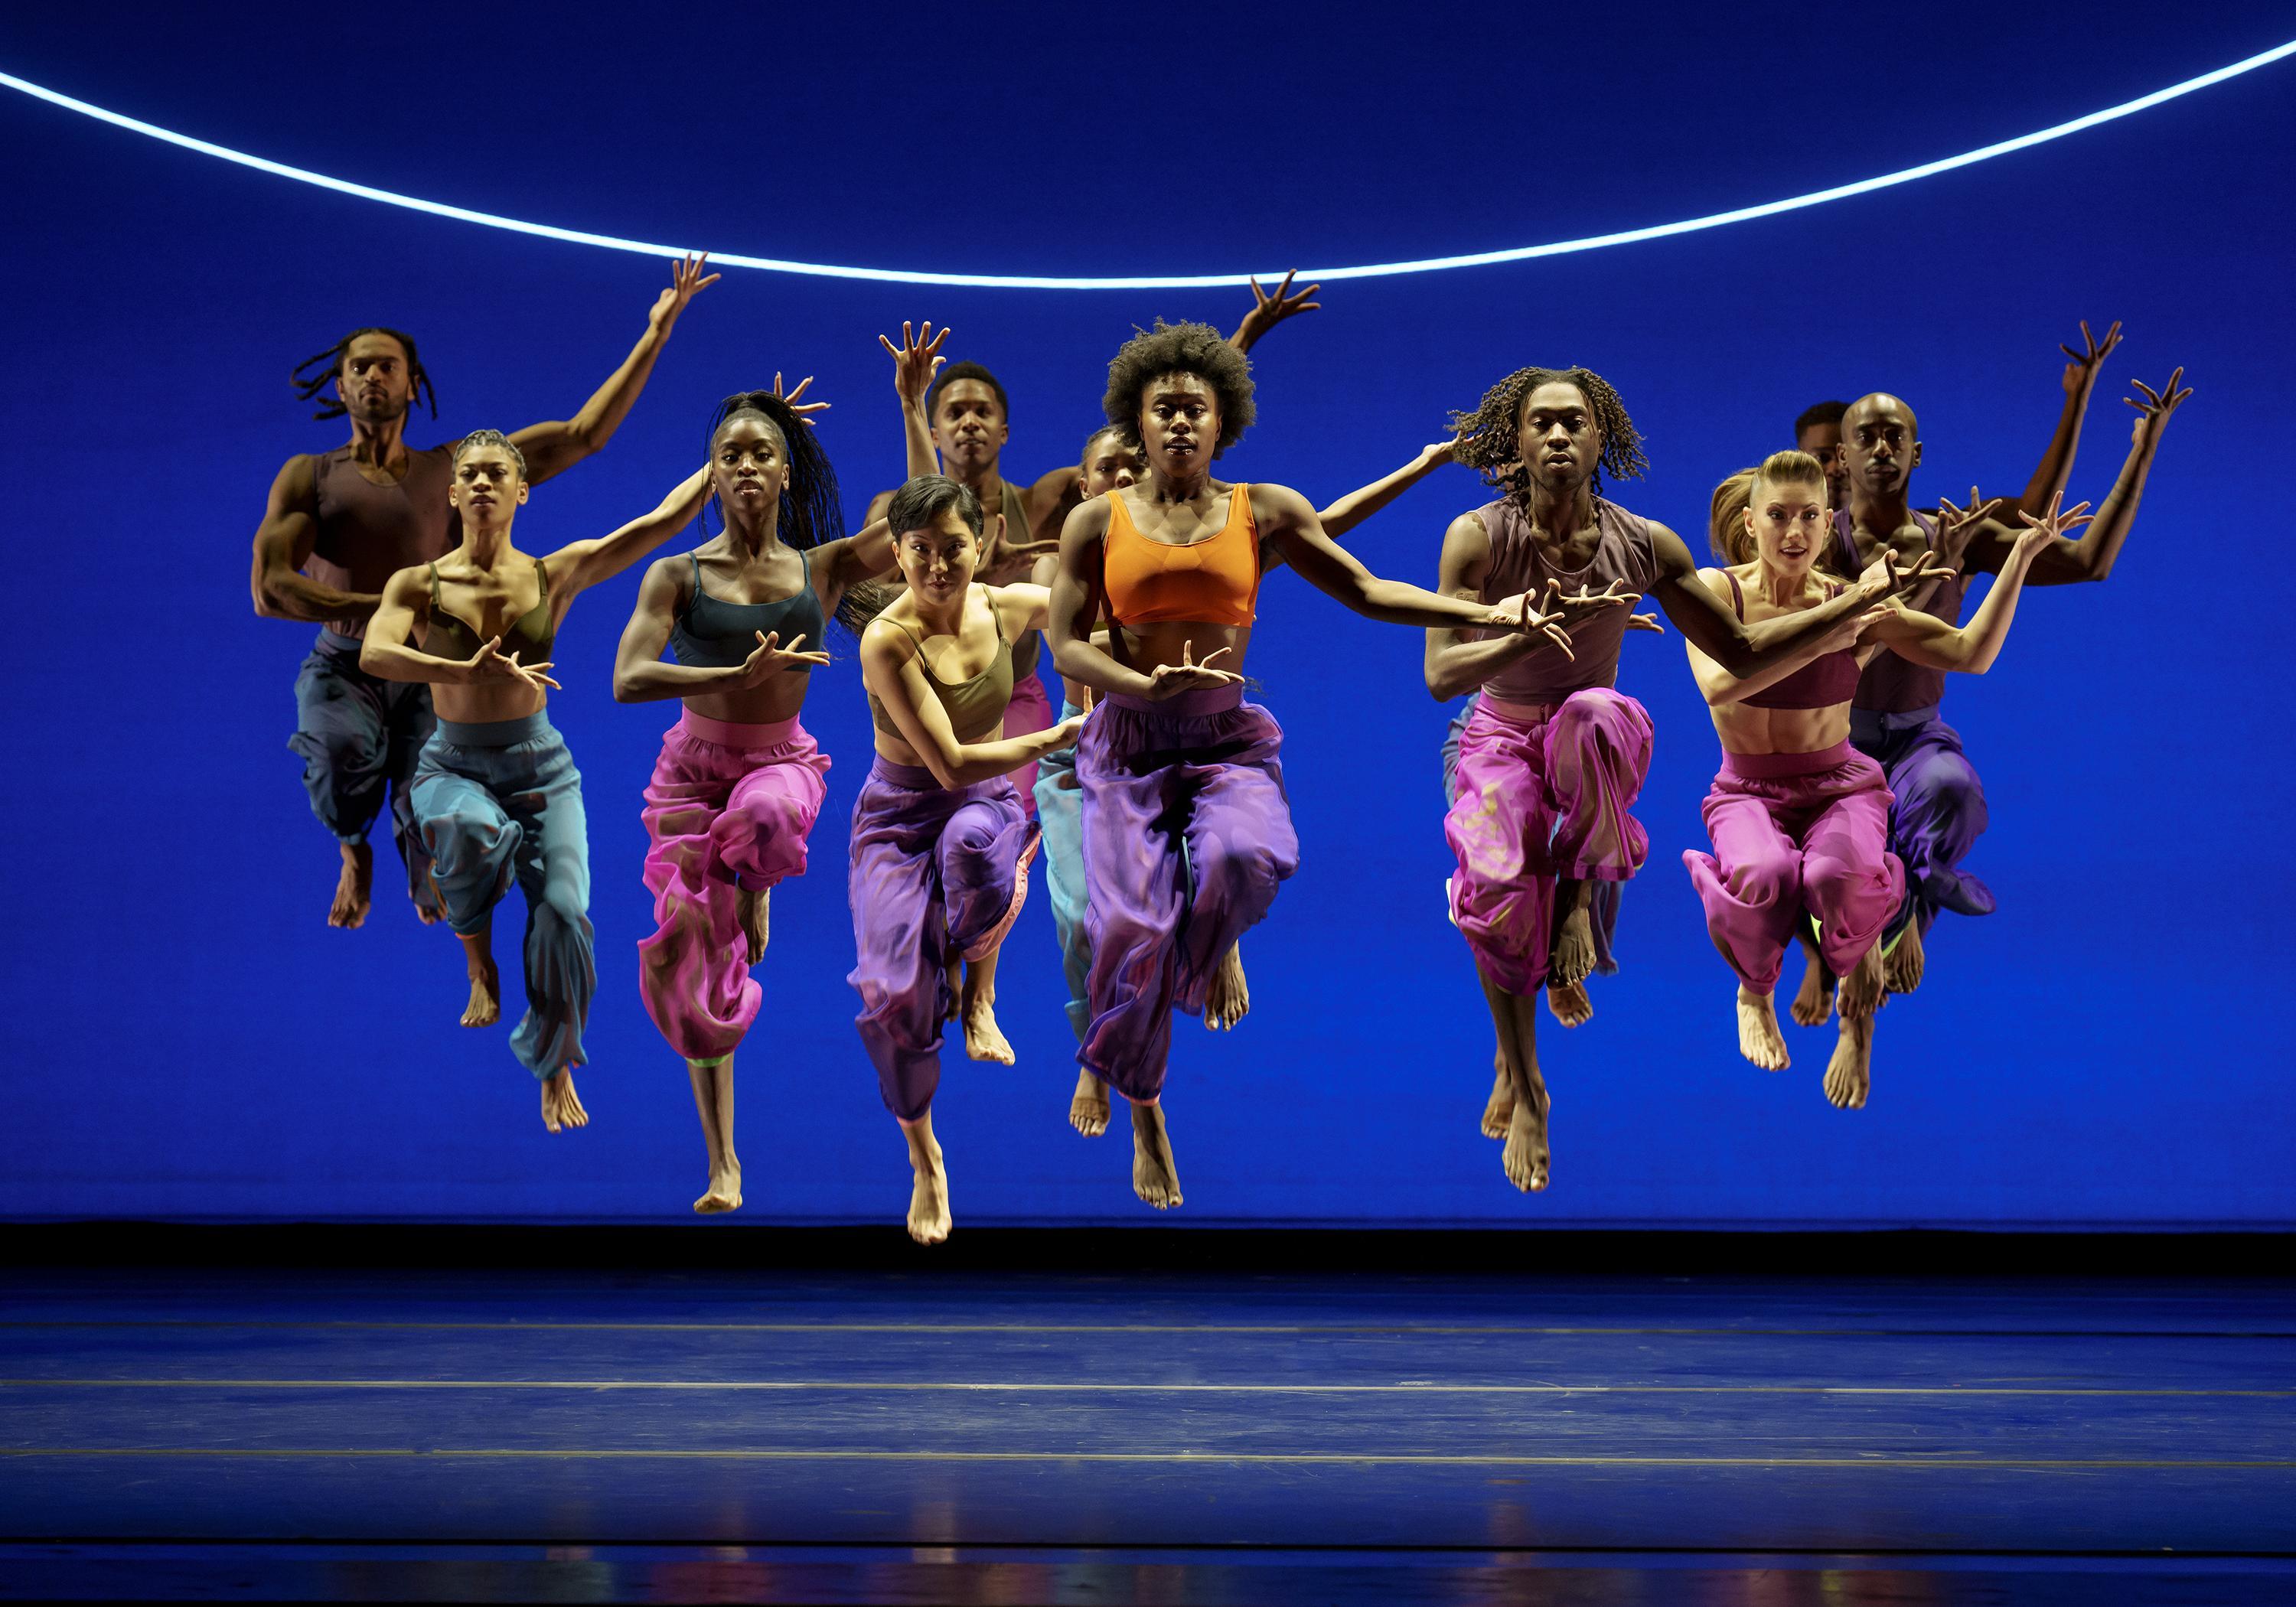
[{"x1": 1044, "y1": 318, "x2": 1568, "y2": 1211}]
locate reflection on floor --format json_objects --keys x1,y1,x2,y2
[{"x1": 2, "y1": 1266, "x2": 2290, "y2": 1603}]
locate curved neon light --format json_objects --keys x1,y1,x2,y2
[{"x1": 5, "y1": 41, "x2": 2292, "y2": 290}]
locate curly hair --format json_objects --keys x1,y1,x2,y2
[
  {"x1": 1448, "y1": 366, "x2": 1648, "y2": 500},
  {"x1": 292, "y1": 326, "x2": 437, "y2": 422},
  {"x1": 700, "y1": 390, "x2": 885, "y2": 634},
  {"x1": 1102, "y1": 319, "x2": 1255, "y2": 457}
]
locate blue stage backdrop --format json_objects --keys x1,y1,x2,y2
[{"x1": 2, "y1": 1, "x2": 2289, "y2": 1226}]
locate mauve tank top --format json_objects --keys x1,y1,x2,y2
[
  {"x1": 1834, "y1": 510, "x2": 1962, "y2": 713},
  {"x1": 1476, "y1": 497, "x2": 1658, "y2": 703},
  {"x1": 999, "y1": 480, "x2": 1044, "y2": 681},
  {"x1": 310, "y1": 444, "x2": 457, "y2": 637},
  {"x1": 1723, "y1": 572, "x2": 1861, "y2": 709}
]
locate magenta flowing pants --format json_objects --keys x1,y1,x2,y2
[
  {"x1": 847, "y1": 758, "x2": 1038, "y2": 1121},
  {"x1": 1077, "y1": 685, "x2": 1299, "y2": 1104},
  {"x1": 636, "y1": 710, "x2": 830, "y2": 1064},
  {"x1": 1003, "y1": 668, "x2": 1054, "y2": 820},
  {"x1": 1444, "y1": 688, "x2": 1652, "y2": 997},
  {"x1": 1681, "y1": 741, "x2": 1905, "y2": 993}
]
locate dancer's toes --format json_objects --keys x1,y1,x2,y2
[
  {"x1": 540, "y1": 1069, "x2": 588, "y2": 1133},
  {"x1": 461, "y1": 964, "x2": 501, "y2": 1028},
  {"x1": 1837, "y1": 943, "x2": 1887, "y2": 1022},
  {"x1": 1202, "y1": 945, "x2": 1251, "y2": 1032},
  {"x1": 1735, "y1": 986, "x2": 1790, "y2": 1071},
  {"x1": 1129, "y1": 1101, "x2": 1183, "y2": 1209},
  {"x1": 1548, "y1": 905, "x2": 1596, "y2": 990},
  {"x1": 1789, "y1": 951, "x2": 1835, "y2": 1028},
  {"x1": 1502, "y1": 1094, "x2": 1551, "y2": 1193},
  {"x1": 737, "y1": 887, "x2": 771, "y2": 966},
  {"x1": 328, "y1": 845, "x2": 373, "y2": 929},
  {"x1": 1884, "y1": 921, "x2": 1926, "y2": 995},
  {"x1": 907, "y1": 1149, "x2": 951, "y2": 1244},
  {"x1": 1824, "y1": 1015, "x2": 1874, "y2": 1110},
  {"x1": 963, "y1": 996, "x2": 1016, "y2": 1065},
  {"x1": 1069, "y1": 1069, "x2": 1110, "y2": 1137},
  {"x1": 1479, "y1": 1056, "x2": 1513, "y2": 1140},
  {"x1": 1545, "y1": 979, "x2": 1593, "y2": 1029},
  {"x1": 693, "y1": 1163, "x2": 742, "y2": 1214}
]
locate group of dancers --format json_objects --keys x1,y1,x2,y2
[{"x1": 251, "y1": 256, "x2": 2188, "y2": 1238}]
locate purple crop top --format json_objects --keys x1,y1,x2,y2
[{"x1": 1723, "y1": 572, "x2": 1861, "y2": 710}]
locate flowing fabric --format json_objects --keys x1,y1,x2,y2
[{"x1": 289, "y1": 628, "x2": 442, "y2": 917}]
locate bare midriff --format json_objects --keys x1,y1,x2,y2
[
  {"x1": 1112, "y1": 619, "x2": 1255, "y2": 689},
  {"x1": 1706, "y1": 700, "x2": 1854, "y2": 758},
  {"x1": 682, "y1": 672, "x2": 814, "y2": 729}
]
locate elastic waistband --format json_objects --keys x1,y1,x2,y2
[
  {"x1": 1477, "y1": 689, "x2": 1559, "y2": 725},
  {"x1": 1105, "y1": 683, "x2": 1244, "y2": 718},
  {"x1": 869, "y1": 756, "x2": 940, "y2": 790},
  {"x1": 1850, "y1": 703, "x2": 1942, "y2": 738},
  {"x1": 434, "y1": 710, "x2": 556, "y2": 748},
  {"x1": 1720, "y1": 739, "x2": 1854, "y2": 781},
  {"x1": 316, "y1": 627, "x2": 367, "y2": 654},
  {"x1": 679, "y1": 709, "x2": 802, "y2": 749}
]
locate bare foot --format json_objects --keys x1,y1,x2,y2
[
  {"x1": 962, "y1": 983, "x2": 1016, "y2": 1066},
  {"x1": 540, "y1": 1069, "x2": 589, "y2": 1134},
  {"x1": 1545, "y1": 979, "x2": 1593, "y2": 1028},
  {"x1": 1548, "y1": 902, "x2": 1596, "y2": 990},
  {"x1": 907, "y1": 1133, "x2": 951, "y2": 1244},
  {"x1": 411, "y1": 885, "x2": 444, "y2": 925},
  {"x1": 461, "y1": 961, "x2": 501, "y2": 1028},
  {"x1": 1789, "y1": 948, "x2": 1835, "y2": 1028},
  {"x1": 693, "y1": 1161, "x2": 742, "y2": 1214},
  {"x1": 1069, "y1": 1069, "x2": 1110, "y2": 1137},
  {"x1": 1837, "y1": 942, "x2": 1887, "y2": 1022},
  {"x1": 1129, "y1": 1100, "x2": 1183, "y2": 1209},
  {"x1": 1885, "y1": 920, "x2": 1926, "y2": 995},
  {"x1": 1202, "y1": 944, "x2": 1251, "y2": 1032},
  {"x1": 329, "y1": 844, "x2": 372, "y2": 929},
  {"x1": 737, "y1": 886, "x2": 771, "y2": 966},
  {"x1": 1736, "y1": 986, "x2": 1789, "y2": 1071},
  {"x1": 1479, "y1": 1053, "x2": 1512, "y2": 1140},
  {"x1": 1824, "y1": 1011, "x2": 1874, "y2": 1110},
  {"x1": 1502, "y1": 1086, "x2": 1551, "y2": 1192}
]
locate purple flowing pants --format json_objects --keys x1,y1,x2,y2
[
  {"x1": 846, "y1": 758, "x2": 1038, "y2": 1121},
  {"x1": 637, "y1": 710, "x2": 830, "y2": 1064},
  {"x1": 1682, "y1": 741, "x2": 1906, "y2": 993},
  {"x1": 1077, "y1": 686, "x2": 1299, "y2": 1104},
  {"x1": 1444, "y1": 688, "x2": 1652, "y2": 997},
  {"x1": 1851, "y1": 706, "x2": 1992, "y2": 940}
]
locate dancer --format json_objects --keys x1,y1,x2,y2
[
  {"x1": 249, "y1": 255, "x2": 721, "y2": 929},
  {"x1": 613, "y1": 390, "x2": 902, "y2": 1213},
  {"x1": 1794, "y1": 401, "x2": 1849, "y2": 512},
  {"x1": 1047, "y1": 320, "x2": 1577, "y2": 1209},
  {"x1": 361, "y1": 433, "x2": 712, "y2": 1133},
  {"x1": 850, "y1": 475, "x2": 1084, "y2": 1244},
  {"x1": 1683, "y1": 450, "x2": 2082, "y2": 1110},
  {"x1": 1045, "y1": 431, "x2": 1465, "y2": 1138},
  {"x1": 1431, "y1": 367, "x2": 1941, "y2": 1191},
  {"x1": 1792, "y1": 338, "x2": 2184, "y2": 1016}
]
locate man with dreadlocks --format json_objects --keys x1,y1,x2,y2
[
  {"x1": 1430, "y1": 365, "x2": 1941, "y2": 1194},
  {"x1": 1049, "y1": 320, "x2": 1569, "y2": 1211},
  {"x1": 613, "y1": 390, "x2": 900, "y2": 1214},
  {"x1": 250, "y1": 254, "x2": 722, "y2": 930}
]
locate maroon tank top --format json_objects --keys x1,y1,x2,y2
[
  {"x1": 1723, "y1": 572, "x2": 1860, "y2": 709},
  {"x1": 309, "y1": 444, "x2": 457, "y2": 636},
  {"x1": 1833, "y1": 510, "x2": 1961, "y2": 713},
  {"x1": 1476, "y1": 496, "x2": 1659, "y2": 702}
]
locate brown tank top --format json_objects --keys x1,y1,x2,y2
[
  {"x1": 869, "y1": 601, "x2": 1015, "y2": 745},
  {"x1": 1000, "y1": 479, "x2": 1044, "y2": 681},
  {"x1": 1476, "y1": 497, "x2": 1658, "y2": 702},
  {"x1": 1835, "y1": 510, "x2": 1961, "y2": 713},
  {"x1": 309, "y1": 444, "x2": 457, "y2": 637}
]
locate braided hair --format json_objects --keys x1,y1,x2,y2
[
  {"x1": 702, "y1": 390, "x2": 884, "y2": 634},
  {"x1": 1448, "y1": 366, "x2": 1647, "y2": 502},
  {"x1": 290, "y1": 328, "x2": 437, "y2": 422}
]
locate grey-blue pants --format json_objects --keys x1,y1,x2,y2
[
  {"x1": 289, "y1": 628, "x2": 442, "y2": 916},
  {"x1": 1032, "y1": 699, "x2": 1092, "y2": 1041},
  {"x1": 411, "y1": 711, "x2": 593, "y2": 1078}
]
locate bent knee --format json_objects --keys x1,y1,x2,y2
[{"x1": 1724, "y1": 855, "x2": 1799, "y2": 908}]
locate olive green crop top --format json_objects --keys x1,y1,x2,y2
[{"x1": 869, "y1": 609, "x2": 1014, "y2": 745}]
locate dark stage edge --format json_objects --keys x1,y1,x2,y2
[{"x1": 3, "y1": 1232, "x2": 2291, "y2": 1603}]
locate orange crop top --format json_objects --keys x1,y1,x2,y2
[{"x1": 1101, "y1": 485, "x2": 1260, "y2": 629}]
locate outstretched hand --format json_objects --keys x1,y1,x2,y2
[
  {"x1": 1545, "y1": 576, "x2": 1641, "y2": 621},
  {"x1": 736, "y1": 629, "x2": 833, "y2": 687},
  {"x1": 980, "y1": 510, "x2": 1059, "y2": 575},
  {"x1": 1421, "y1": 438, "x2": 1459, "y2": 468},
  {"x1": 1233, "y1": 269, "x2": 1321, "y2": 349},
  {"x1": 1871, "y1": 546, "x2": 1955, "y2": 602},
  {"x1": 1486, "y1": 590, "x2": 1575, "y2": 659},
  {"x1": 2060, "y1": 318, "x2": 2123, "y2": 396},
  {"x1": 771, "y1": 371, "x2": 830, "y2": 428},
  {"x1": 1623, "y1": 612, "x2": 1665, "y2": 634},
  {"x1": 1145, "y1": 639, "x2": 1243, "y2": 699},
  {"x1": 467, "y1": 637, "x2": 562, "y2": 693},
  {"x1": 1931, "y1": 486, "x2": 1992, "y2": 567},
  {"x1": 650, "y1": 253, "x2": 720, "y2": 331},
  {"x1": 879, "y1": 321, "x2": 951, "y2": 412},
  {"x1": 2010, "y1": 489, "x2": 2095, "y2": 561},
  {"x1": 2125, "y1": 366, "x2": 2192, "y2": 442}
]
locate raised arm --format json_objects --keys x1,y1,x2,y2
[
  {"x1": 1321, "y1": 440, "x2": 1457, "y2": 542},
  {"x1": 249, "y1": 455, "x2": 373, "y2": 621},
  {"x1": 546, "y1": 465, "x2": 713, "y2": 599},
  {"x1": 1259, "y1": 484, "x2": 1566, "y2": 634},
  {"x1": 879, "y1": 321, "x2": 947, "y2": 480},
  {"x1": 2009, "y1": 318, "x2": 2122, "y2": 518},
  {"x1": 810, "y1": 515, "x2": 899, "y2": 613},
  {"x1": 357, "y1": 566, "x2": 559, "y2": 693},
  {"x1": 1227, "y1": 270, "x2": 1320, "y2": 354},
  {"x1": 860, "y1": 617, "x2": 1083, "y2": 788},
  {"x1": 1646, "y1": 521, "x2": 1932, "y2": 688},
  {"x1": 1959, "y1": 367, "x2": 2187, "y2": 585},
  {"x1": 508, "y1": 254, "x2": 719, "y2": 485},
  {"x1": 1867, "y1": 496, "x2": 2085, "y2": 672},
  {"x1": 610, "y1": 556, "x2": 830, "y2": 703}
]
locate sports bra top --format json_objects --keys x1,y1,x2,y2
[
  {"x1": 1723, "y1": 572, "x2": 1860, "y2": 710},
  {"x1": 869, "y1": 605, "x2": 1015, "y2": 745},
  {"x1": 1101, "y1": 485, "x2": 1259, "y2": 629},
  {"x1": 667, "y1": 552, "x2": 827, "y2": 670},
  {"x1": 422, "y1": 559, "x2": 554, "y2": 665}
]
